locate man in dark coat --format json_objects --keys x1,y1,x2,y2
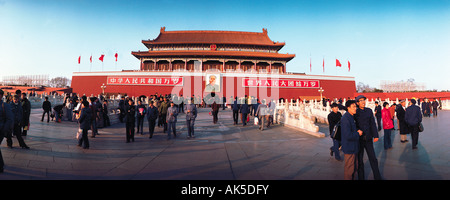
[
  {"x1": 21, "y1": 93, "x2": 31, "y2": 136},
  {"x1": 354, "y1": 95, "x2": 382, "y2": 180},
  {"x1": 78, "y1": 101, "x2": 92, "y2": 149},
  {"x1": 125, "y1": 99, "x2": 136, "y2": 143},
  {"x1": 231, "y1": 97, "x2": 240, "y2": 125},
  {"x1": 8, "y1": 95, "x2": 29, "y2": 149},
  {"x1": 340, "y1": 100, "x2": 363, "y2": 180},
  {"x1": 41, "y1": 96, "x2": 52, "y2": 123},
  {"x1": 431, "y1": 99, "x2": 439, "y2": 117},
  {"x1": 136, "y1": 100, "x2": 146, "y2": 135},
  {"x1": 239, "y1": 98, "x2": 250, "y2": 126},
  {"x1": 396, "y1": 100, "x2": 409, "y2": 143},
  {"x1": 147, "y1": 101, "x2": 159, "y2": 139},
  {"x1": 405, "y1": 99, "x2": 422, "y2": 150},
  {"x1": 0, "y1": 90, "x2": 14, "y2": 172},
  {"x1": 328, "y1": 103, "x2": 342, "y2": 161},
  {"x1": 374, "y1": 101, "x2": 382, "y2": 131}
]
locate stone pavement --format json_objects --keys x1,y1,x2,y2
[{"x1": 0, "y1": 107, "x2": 448, "y2": 180}]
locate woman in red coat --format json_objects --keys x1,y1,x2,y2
[{"x1": 382, "y1": 102, "x2": 394, "y2": 150}]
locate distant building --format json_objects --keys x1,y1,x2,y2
[{"x1": 380, "y1": 80, "x2": 426, "y2": 92}]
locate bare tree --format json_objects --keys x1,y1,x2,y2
[{"x1": 48, "y1": 77, "x2": 71, "y2": 88}]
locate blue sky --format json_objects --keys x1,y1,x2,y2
[{"x1": 1, "y1": 0, "x2": 449, "y2": 90}]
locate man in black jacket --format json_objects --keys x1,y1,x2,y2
[
  {"x1": 21, "y1": 93, "x2": 31, "y2": 136},
  {"x1": 78, "y1": 101, "x2": 91, "y2": 149},
  {"x1": 0, "y1": 89, "x2": 14, "y2": 172},
  {"x1": 147, "y1": 101, "x2": 159, "y2": 139},
  {"x1": 125, "y1": 99, "x2": 136, "y2": 143},
  {"x1": 355, "y1": 95, "x2": 382, "y2": 180},
  {"x1": 41, "y1": 97, "x2": 51, "y2": 123},
  {"x1": 396, "y1": 100, "x2": 409, "y2": 143},
  {"x1": 328, "y1": 103, "x2": 342, "y2": 161},
  {"x1": 374, "y1": 101, "x2": 382, "y2": 131},
  {"x1": 405, "y1": 99, "x2": 422, "y2": 150}
]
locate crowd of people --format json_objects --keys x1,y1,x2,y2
[
  {"x1": 328, "y1": 95, "x2": 437, "y2": 180},
  {"x1": 36, "y1": 92, "x2": 278, "y2": 149},
  {"x1": 0, "y1": 89, "x2": 32, "y2": 173},
  {"x1": 0, "y1": 88, "x2": 443, "y2": 178}
]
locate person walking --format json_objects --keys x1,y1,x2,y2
[
  {"x1": 211, "y1": 100, "x2": 220, "y2": 124},
  {"x1": 396, "y1": 100, "x2": 409, "y2": 143},
  {"x1": 431, "y1": 99, "x2": 439, "y2": 117},
  {"x1": 341, "y1": 100, "x2": 363, "y2": 180},
  {"x1": 0, "y1": 90, "x2": 14, "y2": 173},
  {"x1": 184, "y1": 98, "x2": 197, "y2": 138},
  {"x1": 405, "y1": 99, "x2": 422, "y2": 150},
  {"x1": 21, "y1": 93, "x2": 31, "y2": 136},
  {"x1": 328, "y1": 103, "x2": 342, "y2": 161},
  {"x1": 147, "y1": 101, "x2": 159, "y2": 139},
  {"x1": 382, "y1": 102, "x2": 394, "y2": 150},
  {"x1": 231, "y1": 97, "x2": 240, "y2": 125},
  {"x1": 77, "y1": 101, "x2": 91, "y2": 149},
  {"x1": 7, "y1": 95, "x2": 29, "y2": 149},
  {"x1": 159, "y1": 97, "x2": 169, "y2": 133},
  {"x1": 354, "y1": 95, "x2": 382, "y2": 180},
  {"x1": 166, "y1": 102, "x2": 178, "y2": 140},
  {"x1": 421, "y1": 98, "x2": 431, "y2": 117},
  {"x1": 136, "y1": 100, "x2": 146, "y2": 135},
  {"x1": 374, "y1": 101, "x2": 382, "y2": 131},
  {"x1": 41, "y1": 96, "x2": 52, "y2": 123},
  {"x1": 240, "y1": 98, "x2": 250, "y2": 126},
  {"x1": 255, "y1": 99, "x2": 268, "y2": 131},
  {"x1": 88, "y1": 97, "x2": 99, "y2": 137},
  {"x1": 118, "y1": 96, "x2": 125, "y2": 123},
  {"x1": 125, "y1": 99, "x2": 136, "y2": 143}
]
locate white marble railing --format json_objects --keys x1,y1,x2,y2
[
  {"x1": 275, "y1": 99, "x2": 324, "y2": 137},
  {"x1": 442, "y1": 100, "x2": 450, "y2": 110}
]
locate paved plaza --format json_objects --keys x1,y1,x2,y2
[{"x1": 0, "y1": 108, "x2": 449, "y2": 180}]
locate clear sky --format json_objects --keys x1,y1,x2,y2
[{"x1": 1, "y1": 0, "x2": 449, "y2": 90}]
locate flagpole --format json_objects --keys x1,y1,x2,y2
[{"x1": 90, "y1": 54, "x2": 92, "y2": 72}]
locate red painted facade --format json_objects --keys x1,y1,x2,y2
[{"x1": 71, "y1": 27, "x2": 357, "y2": 100}]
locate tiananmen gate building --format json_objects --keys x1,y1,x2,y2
[{"x1": 71, "y1": 27, "x2": 356, "y2": 100}]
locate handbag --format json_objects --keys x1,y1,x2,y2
[
  {"x1": 254, "y1": 117, "x2": 259, "y2": 125},
  {"x1": 76, "y1": 128, "x2": 83, "y2": 140},
  {"x1": 331, "y1": 120, "x2": 341, "y2": 140},
  {"x1": 418, "y1": 122, "x2": 424, "y2": 132}
]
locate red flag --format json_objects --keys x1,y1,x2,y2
[
  {"x1": 348, "y1": 60, "x2": 351, "y2": 72},
  {"x1": 90, "y1": 55, "x2": 92, "y2": 63},
  {"x1": 78, "y1": 56, "x2": 81, "y2": 64},
  {"x1": 99, "y1": 54, "x2": 105, "y2": 62},
  {"x1": 336, "y1": 59, "x2": 341, "y2": 67},
  {"x1": 114, "y1": 53, "x2": 118, "y2": 62}
]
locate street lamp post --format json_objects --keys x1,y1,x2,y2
[
  {"x1": 101, "y1": 83, "x2": 107, "y2": 95},
  {"x1": 318, "y1": 87, "x2": 324, "y2": 101}
]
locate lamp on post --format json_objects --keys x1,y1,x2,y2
[
  {"x1": 318, "y1": 87, "x2": 324, "y2": 100},
  {"x1": 101, "y1": 83, "x2": 107, "y2": 95}
]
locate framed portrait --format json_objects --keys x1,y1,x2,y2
[{"x1": 205, "y1": 73, "x2": 221, "y2": 92}]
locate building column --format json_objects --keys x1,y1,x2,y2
[
  {"x1": 222, "y1": 59, "x2": 225, "y2": 72},
  {"x1": 184, "y1": 59, "x2": 187, "y2": 71},
  {"x1": 269, "y1": 61, "x2": 272, "y2": 73}
]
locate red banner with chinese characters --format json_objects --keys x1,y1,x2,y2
[
  {"x1": 107, "y1": 76, "x2": 183, "y2": 86},
  {"x1": 242, "y1": 78, "x2": 320, "y2": 88}
]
